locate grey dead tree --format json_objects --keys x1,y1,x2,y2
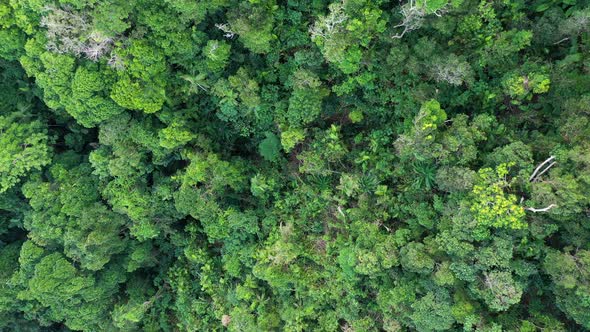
[
  {"x1": 40, "y1": 5, "x2": 118, "y2": 61},
  {"x1": 392, "y1": 0, "x2": 448, "y2": 39},
  {"x1": 83, "y1": 32, "x2": 114, "y2": 61},
  {"x1": 41, "y1": 5, "x2": 87, "y2": 56},
  {"x1": 309, "y1": 1, "x2": 348, "y2": 42},
  {"x1": 431, "y1": 55, "x2": 473, "y2": 86}
]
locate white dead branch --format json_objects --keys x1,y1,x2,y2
[
  {"x1": 529, "y1": 155, "x2": 555, "y2": 182},
  {"x1": 524, "y1": 156, "x2": 558, "y2": 213}
]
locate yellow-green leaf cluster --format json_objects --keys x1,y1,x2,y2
[{"x1": 470, "y1": 163, "x2": 526, "y2": 230}]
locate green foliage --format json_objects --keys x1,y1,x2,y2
[
  {"x1": 395, "y1": 99, "x2": 448, "y2": 160},
  {"x1": 258, "y1": 132, "x2": 281, "y2": 162},
  {"x1": 91, "y1": 0, "x2": 132, "y2": 36},
  {"x1": 470, "y1": 163, "x2": 527, "y2": 230},
  {"x1": 475, "y1": 271, "x2": 523, "y2": 312},
  {"x1": 11, "y1": 242, "x2": 125, "y2": 330},
  {"x1": 411, "y1": 291, "x2": 455, "y2": 331},
  {"x1": 286, "y1": 69, "x2": 329, "y2": 128},
  {"x1": 227, "y1": 2, "x2": 277, "y2": 54},
  {"x1": 0, "y1": 0, "x2": 589, "y2": 330},
  {"x1": 112, "y1": 277, "x2": 157, "y2": 330},
  {"x1": 110, "y1": 40, "x2": 167, "y2": 113},
  {"x1": 159, "y1": 120, "x2": 194, "y2": 149},
  {"x1": 0, "y1": 242, "x2": 21, "y2": 329},
  {"x1": 0, "y1": 4, "x2": 26, "y2": 60},
  {"x1": 502, "y1": 71, "x2": 551, "y2": 103},
  {"x1": 70, "y1": 64, "x2": 124, "y2": 127},
  {"x1": 400, "y1": 242, "x2": 435, "y2": 274},
  {"x1": 203, "y1": 40, "x2": 231, "y2": 72},
  {"x1": 280, "y1": 127, "x2": 305, "y2": 152},
  {"x1": 544, "y1": 250, "x2": 590, "y2": 328},
  {"x1": 0, "y1": 111, "x2": 52, "y2": 193},
  {"x1": 418, "y1": 99, "x2": 447, "y2": 132},
  {"x1": 310, "y1": 0, "x2": 386, "y2": 73},
  {"x1": 22, "y1": 160, "x2": 128, "y2": 271}
]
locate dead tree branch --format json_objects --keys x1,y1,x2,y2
[
  {"x1": 523, "y1": 156, "x2": 558, "y2": 213},
  {"x1": 525, "y1": 204, "x2": 558, "y2": 213},
  {"x1": 529, "y1": 155, "x2": 555, "y2": 182},
  {"x1": 532, "y1": 161, "x2": 556, "y2": 182}
]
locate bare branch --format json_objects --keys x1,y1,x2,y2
[
  {"x1": 553, "y1": 37, "x2": 570, "y2": 45},
  {"x1": 41, "y1": 5, "x2": 118, "y2": 61},
  {"x1": 531, "y1": 161, "x2": 556, "y2": 182},
  {"x1": 392, "y1": 0, "x2": 450, "y2": 39},
  {"x1": 392, "y1": 26, "x2": 410, "y2": 39},
  {"x1": 529, "y1": 156, "x2": 555, "y2": 182},
  {"x1": 337, "y1": 205, "x2": 345, "y2": 218},
  {"x1": 107, "y1": 53, "x2": 125, "y2": 70},
  {"x1": 523, "y1": 156, "x2": 558, "y2": 212},
  {"x1": 309, "y1": 1, "x2": 348, "y2": 41},
  {"x1": 431, "y1": 55, "x2": 472, "y2": 86},
  {"x1": 392, "y1": 1, "x2": 425, "y2": 39},
  {"x1": 525, "y1": 204, "x2": 558, "y2": 213},
  {"x1": 216, "y1": 23, "x2": 236, "y2": 39}
]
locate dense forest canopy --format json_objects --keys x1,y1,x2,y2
[{"x1": 0, "y1": 0, "x2": 589, "y2": 330}]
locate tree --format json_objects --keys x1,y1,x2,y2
[
  {"x1": 69, "y1": 64, "x2": 124, "y2": 127},
  {"x1": 110, "y1": 40, "x2": 167, "y2": 113},
  {"x1": 227, "y1": 1, "x2": 277, "y2": 54},
  {"x1": 310, "y1": 0, "x2": 386, "y2": 74},
  {"x1": 0, "y1": 111, "x2": 52, "y2": 193},
  {"x1": 22, "y1": 159, "x2": 128, "y2": 271},
  {"x1": 285, "y1": 69, "x2": 329, "y2": 128},
  {"x1": 544, "y1": 250, "x2": 590, "y2": 328},
  {"x1": 0, "y1": 242, "x2": 21, "y2": 329},
  {"x1": 410, "y1": 291, "x2": 455, "y2": 331},
  {"x1": 40, "y1": 5, "x2": 116, "y2": 61},
  {"x1": 0, "y1": 0, "x2": 589, "y2": 330},
  {"x1": 474, "y1": 271, "x2": 523, "y2": 312},
  {"x1": 400, "y1": 242, "x2": 435, "y2": 274},
  {"x1": 11, "y1": 242, "x2": 125, "y2": 330},
  {"x1": 470, "y1": 163, "x2": 526, "y2": 231},
  {"x1": 395, "y1": 99, "x2": 447, "y2": 160},
  {"x1": 203, "y1": 40, "x2": 231, "y2": 73}
]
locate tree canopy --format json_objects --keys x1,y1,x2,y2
[{"x1": 0, "y1": 0, "x2": 589, "y2": 331}]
